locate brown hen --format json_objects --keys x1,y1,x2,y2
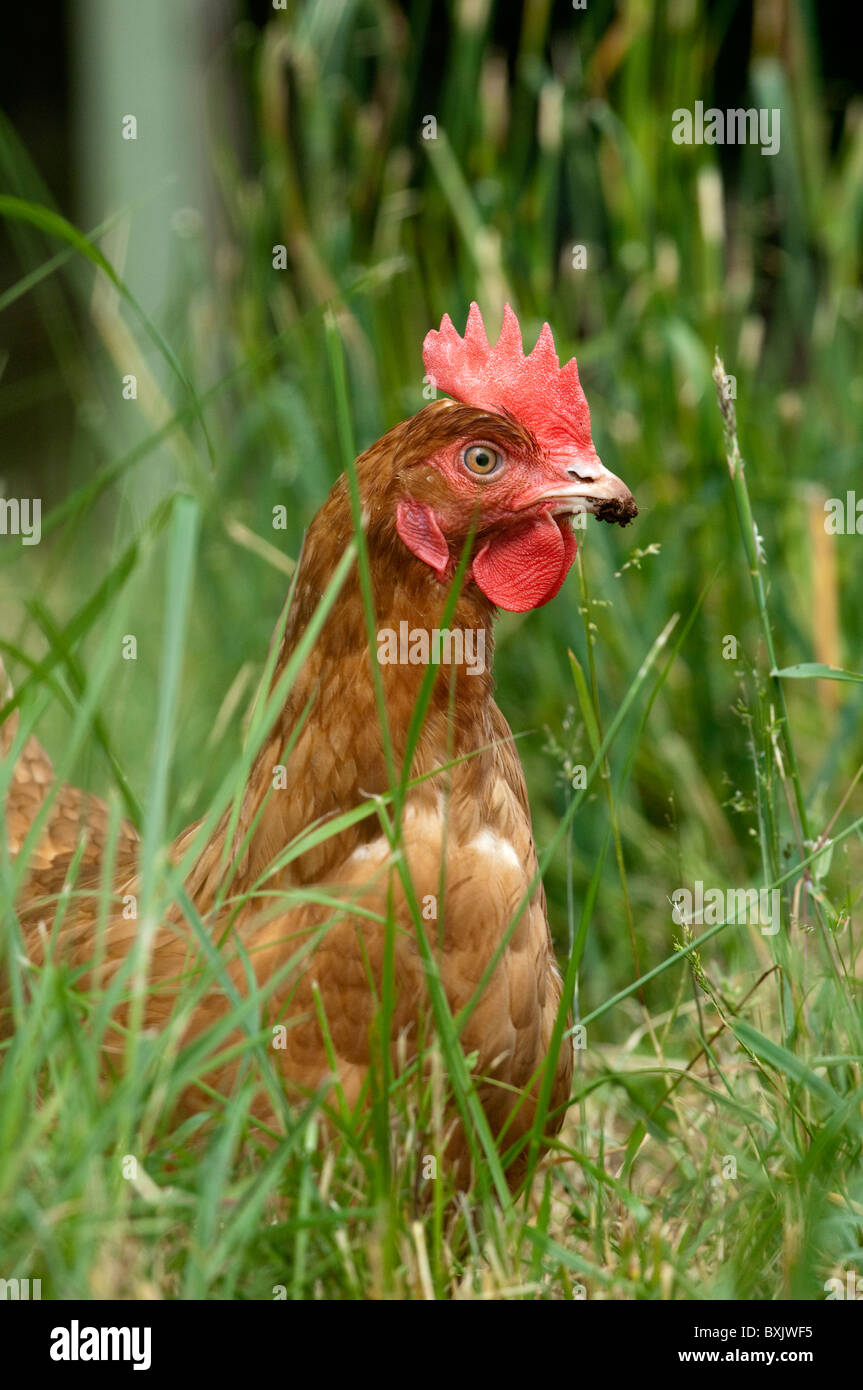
[{"x1": 1, "y1": 304, "x2": 636, "y2": 1187}]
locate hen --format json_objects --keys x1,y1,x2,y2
[{"x1": 1, "y1": 304, "x2": 636, "y2": 1186}]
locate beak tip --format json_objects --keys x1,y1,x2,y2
[{"x1": 570, "y1": 457, "x2": 638, "y2": 527}]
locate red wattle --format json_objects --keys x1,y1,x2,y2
[{"x1": 472, "y1": 514, "x2": 577, "y2": 612}]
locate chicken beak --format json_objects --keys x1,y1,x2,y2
[{"x1": 533, "y1": 457, "x2": 638, "y2": 527}]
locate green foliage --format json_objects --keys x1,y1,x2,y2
[{"x1": 0, "y1": 0, "x2": 861, "y2": 1300}]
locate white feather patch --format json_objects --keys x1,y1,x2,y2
[
  {"x1": 468, "y1": 828, "x2": 521, "y2": 872},
  {"x1": 350, "y1": 838, "x2": 388, "y2": 863}
]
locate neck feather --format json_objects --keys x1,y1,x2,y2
[{"x1": 187, "y1": 477, "x2": 499, "y2": 902}]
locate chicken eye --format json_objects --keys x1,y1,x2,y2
[{"x1": 462, "y1": 444, "x2": 503, "y2": 477}]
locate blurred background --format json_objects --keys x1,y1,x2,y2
[{"x1": 1, "y1": 0, "x2": 861, "y2": 1019}]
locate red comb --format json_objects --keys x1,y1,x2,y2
[{"x1": 422, "y1": 302, "x2": 598, "y2": 466}]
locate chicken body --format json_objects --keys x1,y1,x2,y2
[{"x1": 2, "y1": 315, "x2": 636, "y2": 1186}]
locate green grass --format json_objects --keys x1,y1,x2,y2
[{"x1": 1, "y1": 0, "x2": 862, "y2": 1299}]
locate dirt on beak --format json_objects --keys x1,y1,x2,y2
[{"x1": 595, "y1": 493, "x2": 639, "y2": 527}]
